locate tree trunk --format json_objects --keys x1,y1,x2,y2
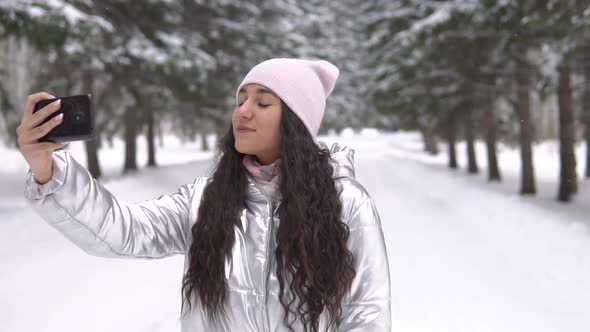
[
  {"x1": 515, "y1": 51, "x2": 536, "y2": 195},
  {"x1": 557, "y1": 65, "x2": 577, "y2": 202},
  {"x1": 464, "y1": 106, "x2": 478, "y2": 174},
  {"x1": 158, "y1": 120, "x2": 165, "y2": 148},
  {"x1": 82, "y1": 70, "x2": 102, "y2": 179},
  {"x1": 447, "y1": 111, "x2": 458, "y2": 169},
  {"x1": 123, "y1": 105, "x2": 138, "y2": 173},
  {"x1": 583, "y1": 56, "x2": 590, "y2": 178},
  {"x1": 146, "y1": 108, "x2": 157, "y2": 167},
  {"x1": 85, "y1": 139, "x2": 101, "y2": 178},
  {"x1": 201, "y1": 131, "x2": 209, "y2": 151},
  {"x1": 483, "y1": 73, "x2": 501, "y2": 181},
  {"x1": 421, "y1": 126, "x2": 438, "y2": 155}
]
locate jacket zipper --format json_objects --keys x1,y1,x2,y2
[
  {"x1": 265, "y1": 200, "x2": 274, "y2": 332},
  {"x1": 247, "y1": 174, "x2": 274, "y2": 332}
]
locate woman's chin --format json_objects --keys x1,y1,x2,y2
[{"x1": 235, "y1": 142, "x2": 255, "y2": 155}]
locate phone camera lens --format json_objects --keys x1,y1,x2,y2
[{"x1": 74, "y1": 110, "x2": 85, "y2": 122}]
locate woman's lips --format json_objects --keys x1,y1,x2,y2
[{"x1": 237, "y1": 128, "x2": 255, "y2": 133}]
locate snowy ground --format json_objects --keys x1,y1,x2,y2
[{"x1": 1, "y1": 131, "x2": 589, "y2": 332}]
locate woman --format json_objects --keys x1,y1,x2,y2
[{"x1": 18, "y1": 58, "x2": 391, "y2": 332}]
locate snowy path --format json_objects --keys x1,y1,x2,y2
[
  {"x1": 346, "y1": 139, "x2": 590, "y2": 332},
  {"x1": 1, "y1": 133, "x2": 589, "y2": 332}
]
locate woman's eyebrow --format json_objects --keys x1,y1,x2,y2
[
  {"x1": 238, "y1": 87, "x2": 277, "y2": 97},
  {"x1": 256, "y1": 88, "x2": 277, "y2": 96}
]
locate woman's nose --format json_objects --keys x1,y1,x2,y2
[{"x1": 238, "y1": 100, "x2": 254, "y2": 118}]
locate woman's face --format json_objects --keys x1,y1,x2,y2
[{"x1": 232, "y1": 83, "x2": 282, "y2": 165}]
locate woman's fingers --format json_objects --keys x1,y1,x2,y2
[
  {"x1": 23, "y1": 92, "x2": 55, "y2": 120},
  {"x1": 17, "y1": 104, "x2": 63, "y2": 146},
  {"x1": 27, "y1": 113, "x2": 64, "y2": 142},
  {"x1": 24, "y1": 99, "x2": 62, "y2": 130}
]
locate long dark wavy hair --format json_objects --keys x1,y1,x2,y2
[{"x1": 180, "y1": 101, "x2": 356, "y2": 331}]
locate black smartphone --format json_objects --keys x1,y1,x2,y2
[{"x1": 33, "y1": 94, "x2": 95, "y2": 143}]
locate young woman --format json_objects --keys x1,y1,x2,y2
[{"x1": 18, "y1": 58, "x2": 391, "y2": 332}]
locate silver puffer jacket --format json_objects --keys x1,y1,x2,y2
[{"x1": 24, "y1": 142, "x2": 391, "y2": 331}]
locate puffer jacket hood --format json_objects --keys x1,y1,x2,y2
[{"x1": 324, "y1": 141, "x2": 356, "y2": 180}]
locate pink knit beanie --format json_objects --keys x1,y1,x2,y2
[{"x1": 235, "y1": 58, "x2": 339, "y2": 138}]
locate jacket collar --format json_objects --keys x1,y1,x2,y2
[
  {"x1": 321, "y1": 141, "x2": 356, "y2": 180},
  {"x1": 244, "y1": 141, "x2": 356, "y2": 205}
]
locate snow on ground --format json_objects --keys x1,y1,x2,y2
[
  {"x1": 385, "y1": 131, "x2": 590, "y2": 223},
  {"x1": 1, "y1": 131, "x2": 589, "y2": 332}
]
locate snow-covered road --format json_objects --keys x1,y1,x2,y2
[
  {"x1": 1, "y1": 132, "x2": 589, "y2": 332},
  {"x1": 348, "y1": 140, "x2": 590, "y2": 332}
]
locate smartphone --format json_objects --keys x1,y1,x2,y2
[{"x1": 33, "y1": 94, "x2": 95, "y2": 143}]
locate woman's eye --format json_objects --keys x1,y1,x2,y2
[{"x1": 236, "y1": 101, "x2": 270, "y2": 108}]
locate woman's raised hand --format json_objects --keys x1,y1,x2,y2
[{"x1": 17, "y1": 92, "x2": 66, "y2": 184}]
